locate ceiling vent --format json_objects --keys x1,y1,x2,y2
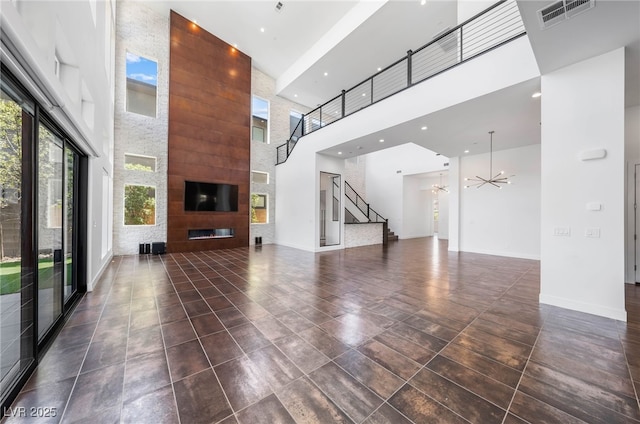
[
  {"x1": 275, "y1": 2, "x2": 284, "y2": 12},
  {"x1": 537, "y1": 0, "x2": 595, "y2": 30}
]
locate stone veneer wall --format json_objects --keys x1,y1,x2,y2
[
  {"x1": 344, "y1": 156, "x2": 367, "y2": 198},
  {"x1": 345, "y1": 223, "x2": 384, "y2": 248},
  {"x1": 250, "y1": 68, "x2": 309, "y2": 245},
  {"x1": 113, "y1": 1, "x2": 169, "y2": 255}
]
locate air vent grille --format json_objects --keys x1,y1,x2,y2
[{"x1": 537, "y1": 0, "x2": 595, "y2": 30}]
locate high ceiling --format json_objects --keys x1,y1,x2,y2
[{"x1": 145, "y1": 0, "x2": 640, "y2": 157}]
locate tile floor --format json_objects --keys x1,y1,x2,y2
[{"x1": 3, "y1": 237, "x2": 640, "y2": 423}]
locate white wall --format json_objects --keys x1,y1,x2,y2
[
  {"x1": 403, "y1": 176, "x2": 430, "y2": 239},
  {"x1": 365, "y1": 144, "x2": 447, "y2": 238},
  {"x1": 448, "y1": 157, "x2": 461, "y2": 250},
  {"x1": 438, "y1": 188, "x2": 450, "y2": 240},
  {"x1": 457, "y1": 0, "x2": 495, "y2": 23},
  {"x1": 459, "y1": 143, "x2": 540, "y2": 259},
  {"x1": 540, "y1": 48, "x2": 626, "y2": 321},
  {"x1": 2, "y1": 0, "x2": 115, "y2": 290},
  {"x1": 274, "y1": 149, "x2": 346, "y2": 252},
  {"x1": 625, "y1": 106, "x2": 640, "y2": 283}
]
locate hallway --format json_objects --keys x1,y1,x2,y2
[{"x1": 4, "y1": 238, "x2": 639, "y2": 423}]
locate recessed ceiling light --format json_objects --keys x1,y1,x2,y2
[
  {"x1": 233, "y1": 43, "x2": 238, "y2": 48},
  {"x1": 379, "y1": 139, "x2": 384, "y2": 143},
  {"x1": 421, "y1": 0, "x2": 426, "y2": 5},
  {"x1": 362, "y1": 93, "x2": 366, "y2": 97},
  {"x1": 464, "y1": 149, "x2": 469, "y2": 153},
  {"x1": 421, "y1": 126, "x2": 427, "y2": 130},
  {"x1": 192, "y1": 19, "x2": 197, "y2": 24},
  {"x1": 377, "y1": 67, "x2": 382, "y2": 71},
  {"x1": 294, "y1": 94, "x2": 298, "y2": 97},
  {"x1": 532, "y1": 92, "x2": 542, "y2": 98},
  {"x1": 338, "y1": 151, "x2": 342, "y2": 155},
  {"x1": 260, "y1": 27, "x2": 265, "y2": 33},
  {"x1": 324, "y1": 72, "x2": 328, "y2": 76}
]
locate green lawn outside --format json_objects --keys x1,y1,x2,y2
[{"x1": 0, "y1": 259, "x2": 72, "y2": 295}]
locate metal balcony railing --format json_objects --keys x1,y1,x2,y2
[{"x1": 276, "y1": 0, "x2": 525, "y2": 165}]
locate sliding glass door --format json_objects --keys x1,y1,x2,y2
[
  {"x1": 0, "y1": 78, "x2": 36, "y2": 407},
  {"x1": 37, "y1": 123, "x2": 64, "y2": 339},
  {"x1": 1, "y1": 69, "x2": 84, "y2": 408}
]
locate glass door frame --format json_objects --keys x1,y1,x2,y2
[
  {"x1": 0, "y1": 66, "x2": 87, "y2": 412},
  {"x1": 35, "y1": 114, "x2": 86, "y2": 348}
]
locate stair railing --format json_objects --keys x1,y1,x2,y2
[
  {"x1": 344, "y1": 181, "x2": 387, "y2": 224},
  {"x1": 275, "y1": 0, "x2": 525, "y2": 165}
]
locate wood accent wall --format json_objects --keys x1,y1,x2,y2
[{"x1": 168, "y1": 11, "x2": 251, "y2": 252}]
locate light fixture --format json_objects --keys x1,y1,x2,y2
[
  {"x1": 379, "y1": 139, "x2": 384, "y2": 143},
  {"x1": 464, "y1": 131, "x2": 513, "y2": 189},
  {"x1": 421, "y1": 126, "x2": 427, "y2": 130},
  {"x1": 260, "y1": 27, "x2": 265, "y2": 33},
  {"x1": 421, "y1": 0, "x2": 426, "y2": 5},
  {"x1": 432, "y1": 173, "x2": 448, "y2": 193},
  {"x1": 532, "y1": 91, "x2": 542, "y2": 98},
  {"x1": 464, "y1": 149, "x2": 469, "y2": 153},
  {"x1": 338, "y1": 151, "x2": 342, "y2": 155},
  {"x1": 324, "y1": 72, "x2": 328, "y2": 76}
]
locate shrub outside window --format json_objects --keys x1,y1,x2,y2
[
  {"x1": 124, "y1": 153, "x2": 156, "y2": 172},
  {"x1": 251, "y1": 193, "x2": 267, "y2": 224},
  {"x1": 124, "y1": 184, "x2": 156, "y2": 225}
]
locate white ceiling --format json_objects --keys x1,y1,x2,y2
[{"x1": 144, "y1": 0, "x2": 639, "y2": 157}]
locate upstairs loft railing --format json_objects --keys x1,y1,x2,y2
[
  {"x1": 344, "y1": 181, "x2": 387, "y2": 224},
  {"x1": 276, "y1": 0, "x2": 526, "y2": 165}
]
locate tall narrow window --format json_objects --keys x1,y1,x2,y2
[
  {"x1": 124, "y1": 184, "x2": 156, "y2": 225},
  {"x1": 251, "y1": 194, "x2": 268, "y2": 224},
  {"x1": 252, "y1": 96, "x2": 269, "y2": 143},
  {"x1": 125, "y1": 51, "x2": 157, "y2": 117}
]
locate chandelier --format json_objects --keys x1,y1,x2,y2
[
  {"x1": 464, "y1": 131, "x2": 513, "y2": 189},
  {"x1": 432, "y1": 173, "x2": 448, "y2": 193}
]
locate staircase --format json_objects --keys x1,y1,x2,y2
[{"x1": 344, "y1": 181, "x2": 398, "y2": 244}]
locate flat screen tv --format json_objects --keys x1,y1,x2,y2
[{"x1": 184, "y1": 181, "x2": 239, "y2": 212}]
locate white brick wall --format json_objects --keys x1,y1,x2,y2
[
  {"x1": 345, "y1": 223, "x2": 384, "y2": 248},
  {"x1": 250, "y1": 68, "x2": 309, "y2": 245},
  {"x1": 113, "y1": 1, "x2": 169, "y2": 255}
]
